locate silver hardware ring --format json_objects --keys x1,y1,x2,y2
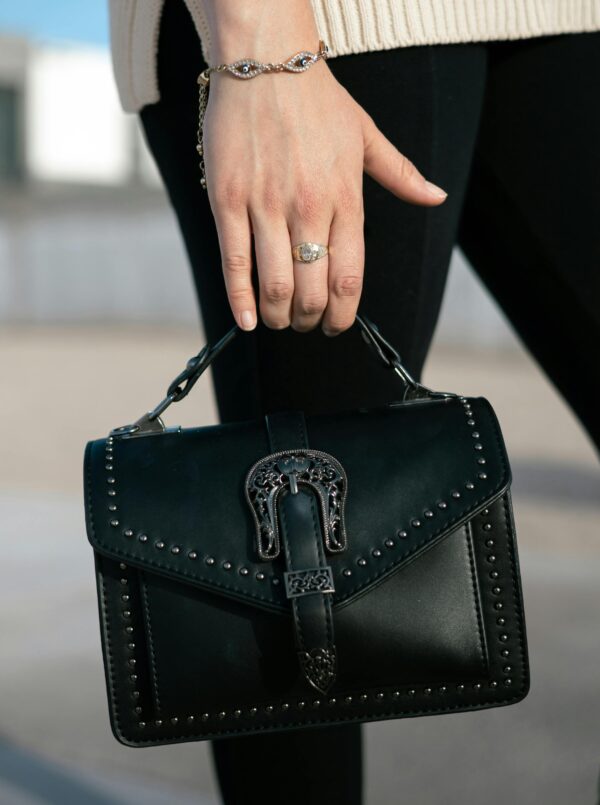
[{"x1": 292, "y1": 242, "x2": 329, "y2": 263}]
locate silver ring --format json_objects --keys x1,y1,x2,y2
[{"x1": 292, "y1": 242, "x2": 329, "y2": 263}]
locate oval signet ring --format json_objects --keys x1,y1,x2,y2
[{"x1": 291, "y1": 242, "x2": 329, "y2": 263}]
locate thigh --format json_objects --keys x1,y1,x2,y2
[
  {"x1": 458, "y1": 32, "x2": 600, "y2": 451},
  {"x1": 140, "y1": 0, "x2": 488, "y2": 420}
]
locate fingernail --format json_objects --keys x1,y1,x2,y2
[
  {"x1": 425, "y1": 181, "x2": 447, "y2": 200},
  {"x1": 240, "y1": 310, "x2": 256, "y2": 330}
]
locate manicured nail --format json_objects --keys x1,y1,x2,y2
[
  {"x1": 240, "y1": 310, "x2": 256, "y2": 330},
  {"x1": 425, "y1": 181, "x2": 447, "y2": 200}
]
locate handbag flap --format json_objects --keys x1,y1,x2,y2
[{"x1": 84, "y1": 396, "x2": 510, "y2": 613}]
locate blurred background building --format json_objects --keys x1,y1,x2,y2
[{"x1": 1, "y1": 5, "x2": 599, "y2": 805}]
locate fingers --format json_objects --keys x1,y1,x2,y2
[
  {"x1": 359, "y1": 107, "x2": 448, "y2": 206},
  {"x1": 211, "y1": 188, "x2": 257, "y2": 331},
  {"x1": 250, "y1": 209, "x2": 295, "y2": 329},
  {"x1": 288, "y1": 194, "x2": 332, "y2": 332},
  {"x1": 322, "y1": 194, "x2": 365, "y2": 337}
]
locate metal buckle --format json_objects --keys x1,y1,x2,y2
[{"x1": 284, "y1": 567, "x2": 335, "y2": 599}]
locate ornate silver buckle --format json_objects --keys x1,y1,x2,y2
[{"x1": 244, "y1": 448, "x2": 348, "y2": 561}]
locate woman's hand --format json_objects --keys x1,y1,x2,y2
[{"x1": 202, "y1": 7, "x2": 447, "y2": 336}]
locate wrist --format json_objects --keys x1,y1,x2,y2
[{"x1": 205, "y1": 0, "x2": 320, "y2": 64}]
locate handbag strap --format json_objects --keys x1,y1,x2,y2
[
  {"x1": 265, "y1": 410, "x2": 338, "y2": 694},
  {"x1": 110, "y1": 310, "x2": 454, "y2": 438}
]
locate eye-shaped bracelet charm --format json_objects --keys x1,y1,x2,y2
[{"x1": 196, "y1": 40, "x2": 329, "y2": 190}]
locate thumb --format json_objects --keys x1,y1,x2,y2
[{"x1": 360, "y1": 108, "x2": 447, "y2": 206}]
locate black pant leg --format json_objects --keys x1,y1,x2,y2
[{"x1": 458, "y1": 32, "x2": 600, "y2": 453}]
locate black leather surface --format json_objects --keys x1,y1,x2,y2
[{"x1": 85, "y1": 395, "x2": 529, "y2": 747}]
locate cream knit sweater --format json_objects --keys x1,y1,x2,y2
[{"x1": 109, "y1": 0, "x2": 600, "y2": 112}]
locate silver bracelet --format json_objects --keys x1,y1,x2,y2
[{"x1": 196, "y1": 39, "x2": 329, "y2": 190}]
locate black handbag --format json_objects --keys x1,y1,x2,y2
[{"x1": 83, "y1": 313, "x2": 529, "y2": 747}]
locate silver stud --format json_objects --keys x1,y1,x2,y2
[
  {"x1": 108, "y1": 490, "x2": 116, "y2": 496},
  {"x1": 467, "y1": 419, "x2": 475, "y2": 426},
  {"x1": 490, "y1": 680, "x2": 498, "y2": 688},
  {"x1": 473, "y1": 682, "x2": 482, "y2": 690},
  {"x1": 504, "y1": 678, "x2": 512, "y2": 686},
  {"x1": 490, "y1": 570, "x2": 499, "y2": 579},
  {"x1": 120, "y1": 578, "x2": 128, "y2": 585},
  {"x1": 107, "y1": 478, "x2": 115, "y2": 485},
  {"x1": 474, "y1": 443, "x2": 483, "y2": 451},
  {"x1": 438, "y1": 501, "x2": 448, "y2": 509},
  {"x1": 281, "y1": 703, "x2": 289, "y2": 711},
  {"x1": 205, "y1": 556, "x2": 215, "y2": 566},
  {"x1": 132, "y1": 691, "x2": 140, "y2": 699},
  {"x1": 451, "y1": 491, "x2": 461, "y2": 499},
  {"x1": 123, "y1": 529, "x2": 133, "y2": 538},
  {"x1": 187, "y1": 715, "x2": 195, "y2": 723},
  {"x1": 411, "y1": 519, "x2": 421, "y2": 528},
  {"x1": 372, "y1": 548, "x2": 382, "y2": 557},
  {"x1": 256, "y1": 572, "x2": 265, "y2": 580},
  {"x1": 130, "y1": 674, "x2": 137, "y2": 681},
  {"x1": 234, "y1": 709, "x2": 242, "y2": 718},
  {"x1": 492, "y1": 586, "x2": 502, "y2": 594},
  {"x1": 108, "y1": 504, "x2": 117, "y2": 512},
  {"x1": 357, "y1": 558, "x2": 367, "y2": 567},
  {"x1": 201, "y1": 713, "x2": 210, "y2": 721},
  {"x1": 171, "y1": 545, "x2": 181, "y2": 555},
  {"x1": 408, "y1": 689, "x2": 416, "y2": 696},
  {"x1": 465, "y1": 482, "x2": 475, "y2": 490},
  {"x1": 483, "y1": 523, "x2": 493, "y2": 531},
  {"x1": 392, "y1": 690, "x2": 400, "y2": 698},
  {"x1": 297, "y1": 701, "x2": 305, "y2": 709},
  {"x1": 439, "y1": 686, "x2": 447, "y2": 693},
  {"x1": 223, "y1": 561, "x2": 232, "y2": 570},
  {"x1": 424, "y1": 510, "x2": 434, "y2": 519},
  {"x1": 345, "y1": 696, "x2": 353, "y2": 704},
  {"x1": 485, "y1": 538, "x2": 495, "y2": 546},
  {"x1": 397, "y1": 531, "x2": 408, "y2": 539},
  {"x1": 487, "y1": 555, "x2": 497, "y2": 563},
  {"x1": 218, "y1": 711, "x2": 226, "y2": 719},
  {"x1": 343, "y1": 568, "x2": 352, "y2": 577},
  {"x1": 457, "y1": 684, "x2": 465, "y2": 691},
  {"x1": 155, "y1": 541, "x2": 165, "y2": 549},
  {"x1": 121, "y1": 594, "x2": 129, "y2": 602},
  {"x1": 105, "y1": 464, "x2": 113, "y2": 471},
  {"x1": 125, "y1": 626, "x2": 133, "y2": 634},
  {"x1": 123, "y1": 610, "x2": 131, "y2": 618},
  {"x1": 376, "y1": 692, "x2": 384, "y2": 700},
  {"x1": 424, "y1": 687, "x2": 432, "y2": 695},
  {"x1": 128, "y1": 642, "x2": 135, "y2": 650},
  {"x1": 139, "y1": 721, "x2": 146, "y2": 728},
  {"x1": 477, "y1": 457, "x2": 486, "y2": 465},
  {"x1": 494, "y1": 602, "x2": 504, "y2": 610},
  {"x1": 385, "y1": 538, "x2": 395, "y2": 547},
  {"x1": 360, "y1": 694, "x2": 368, "y2": 702},
  {"x1": 188, "y1": 551, "x2": 198, "y2": 560},
  {"x1": 503, "y1": 665, "x2": 512, "y2": 673},
  {"x1": 110, "y1": 519, "x2": 119, "y2": 527},
  {"x1": 239, "y1": 567, "x2": 249, "y2": 576},
  {"x1": 471, "y1": 432, "x2": 480, "y2": 438},
  {"x1": 138, "y1": 534, "x2": 148, "y2": 543},
  {"x1": 478, "y1": 472, "x2": 488, "y2": 480},
  {"x1": 499, "y1": 633, "x2": 509, "y2": 642},
  {"x1": 128, "y1": 658, "x2": 136, "y2": 667},
  {"x1": 106, "y1": 445, "x2": 113, "y2": 451},
  {"x1": 266, "y1": 705, "x2": 274, "y2": 713},
  {"x1": 134, "y1": 706, "x2": 142, "y2": 713},
  {"x1": 119, "y1": 563, "x2": 127, "y2": 570},
  {"x1": 272, "y1": 578, "x2": 280, "y2": 585}
]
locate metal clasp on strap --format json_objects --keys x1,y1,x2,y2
[{"x1": 284, "y1": 567, "x2": 335, "y2": 599}]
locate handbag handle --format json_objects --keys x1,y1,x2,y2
[{"x1": 110, "y1": 311, "x2": 453, "y2": 438}]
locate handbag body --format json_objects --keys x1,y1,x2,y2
[{"x1": 83, "y1": 314, "x2": 529, "y2": 747}]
